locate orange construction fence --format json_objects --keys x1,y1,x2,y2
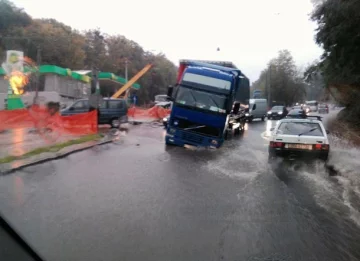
[
  {"x1": 0, "y1": 106, "x2": 97, "y2": 135},
  {"x1": 128, "y1": 106, "x2": 171, "y2": 122}
]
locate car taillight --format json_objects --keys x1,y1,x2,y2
[
  {"x1": 322, "y1": 144, "x2": 329, "y2": 150},
  {"x1": 270, "y1": 141, "x2": 283, "y2": 148},
  {"x1": 314, "y1": 144, "x2": 329, "y2": 150}
]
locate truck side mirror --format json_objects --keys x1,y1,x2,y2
[
  {"x1": 233, "y1": 102, "x2": 240, "y2": 114},
  {"x1": 167, "y1": 85, "x2": 174, "y2": 101}
]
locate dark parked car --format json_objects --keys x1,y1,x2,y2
[
  {"x1": 267, "y1": 106, "x2": 288, "y2": 120},
  {"x1": 61, "y1": 98, "x2": 128, "y2": 128}
]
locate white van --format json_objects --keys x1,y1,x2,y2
[
  {"x1": 246, "y1": 99, "x2": 268, "y2": 122},
  {"x1": 305, "y1": 100, "x2": 318, "y2": 112}
]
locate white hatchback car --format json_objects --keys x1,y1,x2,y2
[{"x1": 268, "y1": 116, "x2": 330, "y2": 161}]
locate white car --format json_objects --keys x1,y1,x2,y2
[{"x1": 268, "y1": 116, "x2": 330, "y2": 161}]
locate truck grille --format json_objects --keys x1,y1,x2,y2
[
  {"x1": 172, "y1": 118, "x2": 221, "y2": 137},
  {"x1": 182, "y1": 132, "x2": 204, "y2": 144}
]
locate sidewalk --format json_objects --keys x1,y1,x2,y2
[{"x1": 0, "y1": 128, "x2": 78, "y2": 158}]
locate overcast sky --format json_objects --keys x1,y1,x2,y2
[{"x1": 13, "y1": 0, "x2": 322, "y2": 82}]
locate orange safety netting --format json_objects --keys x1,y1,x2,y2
[
  {"x1": 128, "y1": 106, "x2": 171, "y2": 122},
  {"x1": 0, "y1": 106, "x2": 97, "y2": 135}
]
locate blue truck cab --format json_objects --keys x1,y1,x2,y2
[{"x1": 165, "y1": 60, "x2": 250, "y2": 148}]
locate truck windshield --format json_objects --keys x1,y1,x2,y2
[
  {"x1": 175, "y1": 86, "x2": 227, "y2": 113},
  {"x1": 182, "y1": 73, "x2": 231, "y2": 90}
]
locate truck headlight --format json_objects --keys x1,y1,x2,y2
[
  {"x1": 245, "y1": 113, "x2": 249, "y2": 117},
  {"x1": 211, "y1": 140, "x2": 218, "y2": 145},
  {"x1": 163, "y1": 117, "x2": 168, "y2": 122}
]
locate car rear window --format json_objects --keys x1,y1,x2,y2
[
  {"x1": 108, "y1": 100, "x2": 125, "y2": 109},
  {"x1": 288, "y1": 110, "x2": 303, "y2": 115},
  {"x1": 272, "y1": 106, "x2": 283, "y2": 110},
  {"x1": 73, "y1": 100, "x2": 89, "y2": 109},
  {"x1": 277, "y1": 122, "x2": 324, "y2": 136}
]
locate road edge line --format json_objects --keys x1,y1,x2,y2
[{"x1": 0, "y1": 139, "x2": 113, "y2": 175}]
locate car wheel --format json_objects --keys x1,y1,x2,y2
[
  {"x1": 110, "y1": 118, "x2": 120, "y2": 128},
  {"x1": 248, "y1": 117, "x2": 253, "y2": 123},
  {"x1": 261, "y1": 116, "x2": 265, "y2": 121}
]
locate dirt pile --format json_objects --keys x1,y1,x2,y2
[{"x1": 327, "y1": 110, "x2": 360, "y2": 147}]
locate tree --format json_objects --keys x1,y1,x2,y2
[
  {"x1": 0, "y1": 0, "x2": 31, "y2": 35},
  {"x1": 83, "y1": 29, "x2": 107, "y2": 70},
  {"x1": 311, "y1": 0, "x2": 360, "y2": 86},
  {"x1": 311, "y1": 0, "x2": 360, "y2": 120},
  {"x1": 252, "y1": 50, "x2": 306, "y2": 106},
  {"x1": 21, "y1": 19, "x2": 86, "y2": 69},
  {"x1": 0, "y1": 0, "x2": 31, "y2": 58},
  {"x1": 304, "y1": 60, "x2": 327, "y2": 101},
  {"x1": 0, "y1": 0, "x2": 178, "y2": 104}
]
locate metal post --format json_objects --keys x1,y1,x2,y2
[
  {"x1": 33, "y1": 46, "x2": 41, "y2": 104},
  {"x1": 125, "y1": 58, "x2": 128, "y2": 82},
  {"x1": 124, "y1": 58, "x2": 129, "y2": 100},
  {"x1": 268, "y1": 65, "x2": 272, "y2": 108}
]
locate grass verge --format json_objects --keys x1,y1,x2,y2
[{"x1": 0, "y1": 134, "x2": 102, "y2": 164}]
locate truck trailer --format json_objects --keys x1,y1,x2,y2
[{"x1": 165, "y1": 59, "x2": 250, "y2": 148}]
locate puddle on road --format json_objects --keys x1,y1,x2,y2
[
  {"x1": 278, "y1": 133, "x2": 360, "y2": 228},
  {"x1": 205, "y1": 143, "x2": 268, "y2": 180}
]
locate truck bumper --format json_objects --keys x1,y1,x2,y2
[{"x1": 165, "y1": 132, "x2": 223, "y2": 149}]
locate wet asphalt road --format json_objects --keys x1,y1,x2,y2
[{"x1": 1, "y1": 115, "x2": 360, "y2": 261}]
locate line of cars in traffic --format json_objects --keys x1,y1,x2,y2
[{"x1": 162, "y1": 98, "x2": 331, "y2": 162}]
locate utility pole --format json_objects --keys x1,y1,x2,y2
[
  {"x1": 268, "y1": 65, "x2": 272, "y2": 108},
  {"x1": 124, "y1": 58, "x2": 130, "y2": 101},
  {"x1": 33, "y1": 46, "x2": 41, "y2": 105},
  {"x1": 125, "y1": 58, "x2": 128, "y2": 82}
]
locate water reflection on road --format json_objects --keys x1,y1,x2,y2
[{"x1": 0, "y1": 113, "x2": 360, "y2": 261}]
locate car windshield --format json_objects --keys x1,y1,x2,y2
[
  {"x1": 271, "y1": 106, "x2": 283, "y2": 110},
  {"x1": 175, "y1": 86, "x2": 227, "y2": 113},
  {"x1": 277, "y1": 122, "x2": 324, "y2": 136},
  {"x1": 319, "y1": 104, "x2": 326, "y2": 108},
  {"x1": 288, "y1": 110, "x2": 303, "y2": 115},
  {"x1": 292, "y1": 106, "x2": 302, "y2": 109},
  {"x1": 155, "y1": 95, "x2": 168, "y2": 102}
]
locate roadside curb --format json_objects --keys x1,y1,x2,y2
[{"x1": 0, "y1": 139, "x2": 113, "y2": 175}]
